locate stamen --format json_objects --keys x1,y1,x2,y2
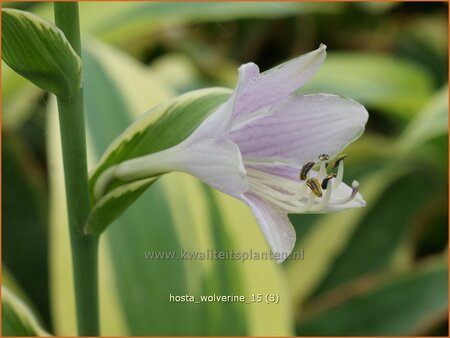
[
  {"x1": 311, "y1": 180, "x2": 333, "y2": 211},
  {"x1": 333, "y1": 154, "x2": 347, "y2": 169},
  {"x1": 251, "y1": 185, "x2": 310, "y2": 213},
  {"x1": 305, "y1": 191, "x2": 316, "y2": 210},
  {"x1": 306, "y1": 178, "x2": 323, "y2": 197},
  {"x1": 246, "y1": 152, "x2": 361, "y2": 214},
  {"x1": 318, "y1": 161, "x2": 327, "y2": 181},
  {"x1": 250, "y1": 180, "x2": 307, "y2": 202},
  {"x1": 318, "y1": 153, "x2": 330, "y2": 161},
  {"x1": 247, "y1": 168, "x2": 306, "y2": 191},
  {"x1": 299, "y1": 161, "x2": 315, "y2": 180},
  {"x1": 333, "y1": 160, "x2": 344, "y2": 189},
  {"x1": 321, "y1": 173, "x2": 336, "y2": 190}
]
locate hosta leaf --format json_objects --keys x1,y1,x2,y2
[
  {"x1": 310, "y1": 169, "x2": 444, "y2": 297},
  {"x1": 85, "y1": 87, "x2": 231, "y2": 235},
  {"x1": 29, "y1": 2, "x2": 342, "y2": 46},
  {"x1": 296, "y1": 258, "x2": 448, "y2": 335},
  {"x1": 300, "y1": 52, "x2": 434, "y2": 118},
  {"x1": 80, "y1": 2, "x2": 341, "y2": 45},
  {"x1": 399, "y1": 84, "x2": 448, "y2": 151},
  {"x1": 1, "y1": 9, "x2": 81, "y2": 97},
  {"x1": 2, "y1": 286, "x2": 50, "y2": 336},
  {"x1": 85, "y1": 177, "x2": 156, "y2": 235},
  {"x1": 2, "y1": 62, "x2": 43, "y2": 130},
  {"x1": 2, "y1": 132, "x2": 50, "y2": 325},
  {"x1": 397, "y1": 85, "x2": 448, "y2": 176},
  {"x1": 356, "y1": 2, "x2": 400, "y2": 13}
]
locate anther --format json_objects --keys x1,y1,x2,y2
[
  {"x1": 333, "y1": 154, "x2": 347, "y2": 169},
  {"x1": 311, "y1": 179, "x2": 333, "y2": 211},
  {"x1": 306, "y1": 178, "x2": 323, "y2": 197},
  {"x1": 318, "y1": 153, "x2": 330, "y2": 162},
  {"x1": 321, "y1": 173, "x2": 336, "y2": 190},
  {"x1": 299, "y1": 161, "x2": 315, "y2": 181}
]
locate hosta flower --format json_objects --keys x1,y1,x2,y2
[{"x1": 95, "y1": 44, "x2": 368, "y2": 262}]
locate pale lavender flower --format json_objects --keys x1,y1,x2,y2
[{"x1": 105, "y1": 44, "x2": 369, "y2": 262}]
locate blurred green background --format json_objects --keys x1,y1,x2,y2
[{"x1": 2, "y1": 1, "x2": 448, "y2": 336}]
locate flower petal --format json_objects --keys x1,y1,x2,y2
[
  {"x1": 232, "y1": 44, "x2": 327, "y2": 121},
  {"x1": 189, "y1": 45, "x2": 327, "y2": 140},
  {"x1": 115, "y1": 137, "x2": 249, "y2": 197},
  {"x1": 229, "y1": 94, "x2": 369, "y2": 165},
  {"x1": 191, "y1": 63, "x2": 260, "y2": 138},
  {"x1": 241, "y1": 193, "x2": 296, "y2": 263},
  {"x1": 187, "y1": 98, "x2": 232, "y2": 141},
  {"x1": 176, "y1": 137, "x2": 249, "y2": 197}
]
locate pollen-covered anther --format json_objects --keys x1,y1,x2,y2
[
  {"x1": 318, "y1": 153, "x2": 330, "y2": 161},
  {"x1": 332, "y1": 155, "x2": 345, "y2": 189},
  {"x1": 333, "y1": 153, "x2": 347, "y2": 169},
  {"x1": 299, "y1": 160, "x2": 315, "y2": 180},
  {"x1": 321, "y1": 173, "x2": 336, "y2": 190},
  {"x1": 311, "y1": 178, "x2": 333, "y2": 211},
  {"x1": 306, "y1": 178, "x2": 323, "y2": 197}
]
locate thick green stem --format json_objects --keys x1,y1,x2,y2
[{"x1": 54, "y1": 3, "x2": 99, "y2": 336}]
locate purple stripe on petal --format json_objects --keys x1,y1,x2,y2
[
  {"x1": 245, "y1": 163, "x2": 302, "y2": 182},
  {"x1": 229, "y1": 94, "x2": 368, "y2": 163}
]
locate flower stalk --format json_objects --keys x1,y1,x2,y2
[{"x1": 54, "y1": 3, "x2": 99, "y2": 335}]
